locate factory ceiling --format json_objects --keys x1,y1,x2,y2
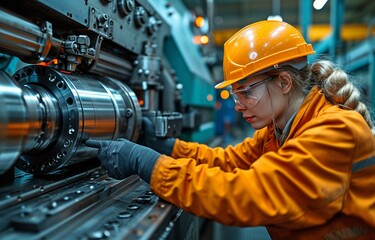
[{"x1": 182, "y1": 0, "x2": 375, "y2": 46}]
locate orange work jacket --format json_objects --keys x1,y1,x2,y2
[{"x1": 150, "y1": 87, "x2": 375, "y2": 239}]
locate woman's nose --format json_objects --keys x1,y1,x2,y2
[{"x1": 234, "y1": 102, "x2": 246, "y2": 112}]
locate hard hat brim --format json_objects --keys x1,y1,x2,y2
[{"x1": 215, "y1": 56, "x2": 310, "y2": 89}]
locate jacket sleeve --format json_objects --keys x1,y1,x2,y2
[
  {"x1": 150, "y1": 113, "x2": 358, "y2": 228},
  {"x1": 170, "y1": 129, "x2": 266, "y2": 171}
]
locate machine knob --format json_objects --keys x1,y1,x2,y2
[
  {"x1": 118, "y1": 0, "x2": 135, "y2": 16},
  {"x1": 134, "y1": 6, "x2": 148, "y2": 27}
]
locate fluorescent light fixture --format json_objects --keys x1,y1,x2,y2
[{"x1": 313, "y1": 0, "x2": 328, "y2": 10}]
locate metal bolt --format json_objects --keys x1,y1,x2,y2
[
  {"x1": 127, "y1": 204, "x2": 140, "y2": 210},
  {"x1": 118, "y1": 211, "x2": 132, "y2": 219},
  {"x1": 48, "y1": 74, "x2": 56, "y2": 82},
  {"x1": 125, "y1": 108, "x2": 133, "y2": 118},
  {"x1": 63, "y1": 139, "x2": 72, "y2": 148}
]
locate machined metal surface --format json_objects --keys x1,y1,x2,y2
[
  {"x1": 3, "y1": 65, "x2": 142, "y2": 174},
  {"x1": 0, "y1": 170, "x2": 186, "y2": 240},
  {"x1": 0, "y1": 71, "x2": 27, "y2": 175},
  {"x1": 0, "y1": 0, "x2": 213, "y2": 238},
  {"x1": 0, "y1": 7, "x2": 62, "y2": 63}
]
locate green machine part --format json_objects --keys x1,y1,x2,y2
[{"x1": 151, "y1": 0, "x2": 217, "y2": 143}]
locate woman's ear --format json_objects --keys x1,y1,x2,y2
[{"x1": 277, "y1": 71, "x2": 293, "y2": 94}]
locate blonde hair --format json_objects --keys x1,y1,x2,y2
[
  {"x1": 310, "y1": 60, "x2": 375, "y2": 136},
  {"x1": 265, "y1": 59, "x2": 375, "y2": 135}
]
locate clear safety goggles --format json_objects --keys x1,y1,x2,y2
[{"x1": 229, "y1": 76, "x2": 275, "y2": 108}]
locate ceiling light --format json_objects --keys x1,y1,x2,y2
[
  {"x1": 313, "y1": 0, "x2": 328, "y2": 10},
  {"x1": 267, "y1": 15, "x2": 283, "y2": 21}
]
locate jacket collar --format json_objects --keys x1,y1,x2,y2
[{"x1": 266, "y1": 86, "x2": 332, "y2": 151}]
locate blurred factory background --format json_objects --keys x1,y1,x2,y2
[{"x1": 0, "y1": 0, "x2": 374, "y2": 239}]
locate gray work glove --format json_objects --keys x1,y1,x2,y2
[
  {"x1": 141, "y1": 117, "x2": 176, "y2": 156},
  {"x1": 85, "y1": 138, "x2": 160, "y2": 183}
]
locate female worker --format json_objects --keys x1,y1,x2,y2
[{"x1": 86, "y1": 20, "x2": 375, "y2": 239}]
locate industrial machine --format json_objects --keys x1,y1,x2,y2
[{"x1": 0, "y1": 0, "x2": 216, "y2": 239}]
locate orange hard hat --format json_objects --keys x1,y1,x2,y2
[{"x1": 215, "y1": 20, "x2": 315, "y2": 89}]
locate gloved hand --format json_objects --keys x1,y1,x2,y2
[
  {"x1": 85, "y1": 138, "x2": 160, "y2": 183},
  {"x1": 140, "y1": 117, "x2": 176, "y2": 156}
]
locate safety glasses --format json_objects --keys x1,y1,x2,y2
[{"x1": 230, "y1": 76, "x2": 275, "y2": 108}]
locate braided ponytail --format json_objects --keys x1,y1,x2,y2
[{"x1": 310, "y1": 60, "x2": 375, "y2": 136}]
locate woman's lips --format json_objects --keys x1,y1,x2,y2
[{"x1": 244, "y1": 116, "x2": 255, "y2": 123}]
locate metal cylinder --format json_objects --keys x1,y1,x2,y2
[
  {"x1": 89, "y1": 49, "x2": 133, "y2": 81},
  {"x1": 20, "y1": 84, "x2": 61, "y2": 153},
  {"x1": 0, "y1": 7, "x2": 62, "y2": 63},
  {"x1": 0, "y1": 71, "x2": 27, "y2": 174},
  {"x1": 1, "y1": 65, "x2": 141, "y2": 174}
]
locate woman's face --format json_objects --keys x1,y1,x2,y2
[{"x1": 231, "y1": 74, "x2": 289, "y2": 130}]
